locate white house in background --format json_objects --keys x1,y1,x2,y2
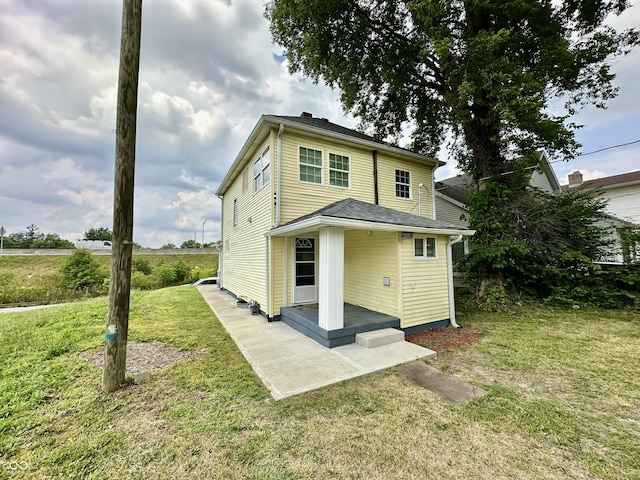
[
  {"x1": 215, "y1": 113, "x2": 474, "y2": 347},
  {"x1": 434, "y1": 151, "x2": 561, "y2": 258},
  {"x1": 563, "y1": 170, "x2": 640, "y2": 263}
]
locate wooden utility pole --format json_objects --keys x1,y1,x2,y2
[{"x1": 103, "y1": 0, "x2": 143, "y2": 392}]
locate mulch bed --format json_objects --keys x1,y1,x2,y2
[{"x1": 406, "y1": 327, "x2": 484, "y2": 352}]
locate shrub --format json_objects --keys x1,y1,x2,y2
[
  {"x1": 61, "y1": 250, "x2": 106, "y2": 289},
  {"x1": 132, "y1": 257, "x2": 152, "y2": 275},
  {"x1": 131, "y1": 271, "x2": 155, "y2": 290},
  {"x1": 188, "y1": 266, "x2": 218, "y2": 283},
  {"x1": 153, "y1": 264, "x2": 177, "y2": 287}
]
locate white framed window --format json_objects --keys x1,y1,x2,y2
[
  {"x1": 395, "y1": 169, "x2": 411, "y2": 198},
  {"x1": 414, "y1": 237, "x2": 436, "y2": 259},
  {"x1": 299, "y1": 146, "x2": 323, "y2": 184},
  {"x1": 233, "y1": 198, "x2": 238, "y2": 227},
  {"x1": 253, "y1": 146, "x2": 270, "y2": 192},
  {"x1": 329, "y1": 152, "x2": 350, "y2": 188}
]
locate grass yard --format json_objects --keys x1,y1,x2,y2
[
  {"x1": 0, "y1": 289, "x2": 638, "y2": 479},
  {"x1": 0, "y1": 253, "x2": 218, "y2": 306}
]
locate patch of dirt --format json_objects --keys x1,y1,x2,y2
[
  {"x1": 406, "y1": 327, "x2": 484, "y2": 352},
  {"x1": 79, "y1": 341, "x2": 205, "y2": 377}
]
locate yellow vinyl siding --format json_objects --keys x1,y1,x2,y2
[
  {"x1": 279, "y1": 131, "x2": 435, "y2": 223},
  {"x1": 344, "y1": 230, "x2": 399, "y2": 317},
  {"x1": 221, "y1": 134, "x2": 274, "y2": 309},
  {"x1": 279, "y1": 131, "x2": 376, "y2": 223},
  {"x1": 399, "y1": 234, "x2": 450, "y2": 328},
  {"x1": 376, "y1": 154, "x2": 434, "y2": 217}
]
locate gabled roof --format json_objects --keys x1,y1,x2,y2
[
  {"x1": 435, "y1": 151, "x2": 560, "y2": 206},
  {"x1": 216, "y1": 113, "x2": 443, "y2": 196},
  {"x1": 561, "y1": 170, "x2": 640, "y2": 191},
  {"x1": 265, "y1": 198, "x2": 475, "y2": 237}
]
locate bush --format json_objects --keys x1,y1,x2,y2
[
  {"x1": 132, "y1": 257, "x2": 152, "y2": 275},
  {"x1": 153, "y1": 264, "x2": 177, "y2": 287},
  {"x1": 61, "y1": 250, "x2": 106, "y2": 289},
  {"x1": 188, "y1": 266, "x2": 218, "y2": 283},
  {"x1": 131, "y1": 271, "x2": 155, "y2": 290}
]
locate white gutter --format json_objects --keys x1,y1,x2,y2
[
  {"x1": 265, "y1": 215, "x2": 475, "y2": 237},
  {"x1": 447, "y1": 235, "x2": 464, "y2": 328},
  {"x1": 274, "y1": 123, "x2": 284, "y2": 228}
]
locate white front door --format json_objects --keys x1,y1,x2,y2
[{"x1": 293, "y1": 237, "x2": 317, "y2": 303}]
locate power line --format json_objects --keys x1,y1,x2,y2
[{"x1": 547, "y1": 138, "x2": 640, "y2": 165}]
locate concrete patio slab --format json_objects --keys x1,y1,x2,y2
[{"x1": 197, "y1": 286, "x2": 437, "y2": 400}]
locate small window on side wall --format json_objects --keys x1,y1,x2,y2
[{"x1": 414, "y1": 237, "x2": 436, "y2": 258}]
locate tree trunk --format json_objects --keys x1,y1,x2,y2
[{"x1": 102, "y1": 0, "x2": 142, "y2": 393}]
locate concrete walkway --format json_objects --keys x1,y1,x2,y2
[{"x1": 197, "y1": 286, "x2": 436, "y2": 400}]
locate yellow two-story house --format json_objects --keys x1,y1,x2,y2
[{"x1": 216, "y1": 113, "x2": 474, "y2": 347}]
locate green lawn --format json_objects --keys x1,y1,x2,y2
[
  {"x1": 0, "y1": 253, "x2": 218, "y2": 306},
  {"x1": 0, "y1": 289, "x2": 638, "y2": 479}
]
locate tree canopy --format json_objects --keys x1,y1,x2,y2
[
  {"x1": 84, "y1": 227, "x2": 113, "y2": 241},
  {"x1": 268, "y1": 0, "x2": 639, "y2": 303},
  {"x1": 268, "y1": 0, "x2": 638, "y2": 179},
  {"x1": 1, "y1": 225, "x2": 74, "y2": 249}
]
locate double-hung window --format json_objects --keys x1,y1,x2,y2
[
  {"x1": 395, "y1": 169, "x2": 411, "y2": 198},
  {"x1": 329, "y1": 153, "x2": 350, "y2": 188},
  {"x1": 253, "y1": 146, "x2": 270, "y2": 192},
  {"x1": 414, "y1": 237, "x2": 436, "y2": 258},
  {"x1": 299, "y1": 146, "x2": 323, "y2": 184}
]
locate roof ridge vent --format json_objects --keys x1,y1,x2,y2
[{"x1": 300, "y1": 112, "x2": 313, "y2": 118}]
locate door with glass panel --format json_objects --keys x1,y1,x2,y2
[{"x1": 293, "y1": 237, "x2": 317, "y2": 303}]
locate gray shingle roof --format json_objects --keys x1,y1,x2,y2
[
  {"x1": 279, "y1": 198, "x2": 470, "y2": 231},
  {"x1": 270, "y1": 115, "x2": 383, "y2": 144}
]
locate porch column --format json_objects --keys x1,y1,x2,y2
[{"x1": 318, "y1": 227, "x2": 344, "y2": 330}]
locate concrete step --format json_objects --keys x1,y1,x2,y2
[{"x1": 356, "y1": 328, "x2": 405, "y2": 348}]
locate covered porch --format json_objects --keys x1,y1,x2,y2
[
  {"x1": 266, "y1": 199, "x2": 475, "y2": 346},
  {"x1": 280, "y1": 303, "x2": 400, "y2": 348}
]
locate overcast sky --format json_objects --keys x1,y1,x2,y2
[{"x1": 1, "y1": 0, "x2": 638, "y2": 248}]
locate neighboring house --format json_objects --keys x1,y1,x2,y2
[
  {"x1": 215, "y1": 113, "x2": 474, "y2": 347},
  {"x1": 434, "y1": 151, "x2": 561, "y2": 258},
  {"x1": 563, "y1": 170, "x2": 640, "y2": 263}
]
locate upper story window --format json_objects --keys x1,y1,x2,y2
[
  {"x1": 253, "y1": 146, "x2": 270, "y2": 192},
  {"x1": 299, "y1": 146, "x2": 323, "y2": 184},
  {"x1": 415, "y1": 237, "x2": 436, "y2": 258},
  {"x1": 329, "y1": 153, "x2": 350, "y2": 188},
  {"x1": 395, "y1": 169, "x2": 411, "y2": 198}
]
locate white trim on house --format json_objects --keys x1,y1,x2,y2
[
  {"x1": 328, "y1": 151, "x2": 351, "y2": 189},
  {"x1": 395, "y1": 167, "x2": 412, "y2": 200},
  {"x1": 298, "y1": 145, "x2": 324, "y2": 185},
  {"x1": 435, "y1": 190, "x2": 469, "y2": 210},
  {"x1": 265, "y1": 215, "x2": 475, "y2": 238}
]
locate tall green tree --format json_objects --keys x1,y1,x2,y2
[
  {"x1": 84, "y1": 227, "x2": 113, "y2": 241},
  {"x1": 267, "y1": 0, "x2": 639, "y2": 297}
]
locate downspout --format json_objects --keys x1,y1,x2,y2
[
  {"x1": 266, "y1": 123, "x2": 284, "y2": 320},
  {"x1": 432, "y1": 164, "x2": 439, "y2": 219},
  {"x1": 447, "y1": 235, "x2": 464, "y2": 328},
  {"x1": 274, "y1": 123, "x2": 284, "y2": 228},
  {"x1": 372, "y1": 150, "x2": 379, "y2": 205},
  {"x1": 265, "y1": 237, "x2": 270, "y2": 320},
  {"x1": 217, "y1": 194, "x2": 223, "y2": 290}
]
